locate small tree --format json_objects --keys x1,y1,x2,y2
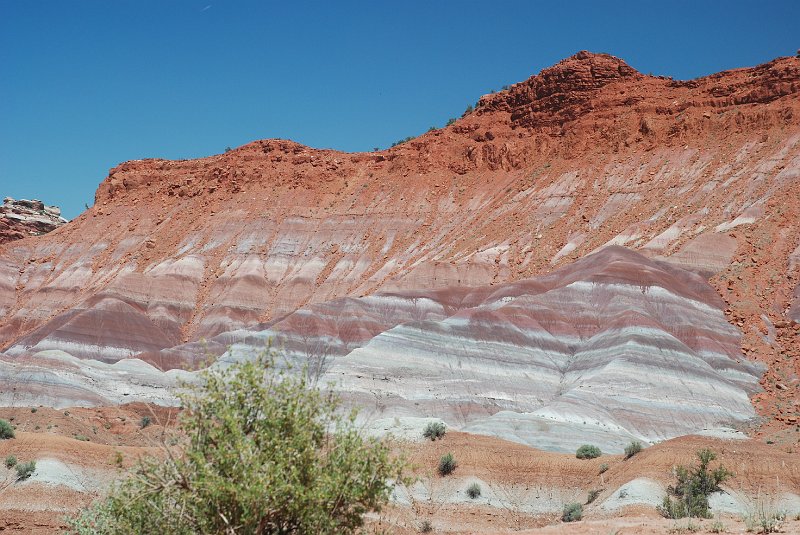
[
  {"x1": 0, "y1": 419, "x2": 14, "y2": 439},
  {"x1": 67, "y1": 348, "x2": 407, "y2": 534},
  {"x1": 576, "y1": 444, "x2": 602, "y2": 459},
  {"x1": 659, "y1": 449, "x2": 733, "y2": 519}
]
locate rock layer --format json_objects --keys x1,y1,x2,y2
[
  {"x1": 212, "y1": 247, "x2": 762, "y2": 452},
  {"x1": 0, "y1": 52, "x2": 798, "y2": 430}
]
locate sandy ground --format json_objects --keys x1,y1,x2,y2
[{"x1": 1, "y1": 405, "x2": 798, "y2": 533}]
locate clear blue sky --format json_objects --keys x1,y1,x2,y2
[{"x1": 1, "y1": 1, "x2": 798, "y2": 219}]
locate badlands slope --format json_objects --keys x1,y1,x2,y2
[{"x1": 0, "y1": 52, "x2": 799, "y2": 441}]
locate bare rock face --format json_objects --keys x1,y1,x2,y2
[
  {"x1": 198, "y1": 247, "x2": 762, "y2": 453},
  {"x1": 0, "y1": 197, "x2": 68, "y2": 244},
  {"x1": 0, "y1": 52, "x2": 798, "y2": 432}
]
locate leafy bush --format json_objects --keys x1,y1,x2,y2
[
  {"x1": 576, "y1": 444, "x2": 602, "y2": 459},
  {"x1": 15, "y1": 460, "x2": 35, "y2": 480},
  {"x1": 659, "y1": 449, "x2": 733, "y2": 519},
  {"x1": 438, "y1": 453, "x2": 457, "y2": 476},
  {"x1": 466, "y1": 482, "x2": 481, "y2": 499},
  {"x1": 66, "y1": 348, "x2": 407, "y2": 534},
  {"x1": 562, "y1": 502, "x2": 583, "y2": 522},
  {"x1": 5, "y1": 455, "x2": 16, "y2": 468},
  {"x1": 624, "y1": 440, "x2": 643, "y2": 459},
  {"x1": 598, "y1": 463, "x2": 609, "y2": 474},
  {"x1": 422, "y1": 421, "x2": 446, "y2": 441},
  {"x1": 139, "y1": 416, "x2": 151, "y2": 429},
  {"x1": 0, "y1": 419, "x2": 14, "y2": 439}
]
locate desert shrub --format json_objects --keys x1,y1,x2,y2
[
  {"x1": 624, "y1": 440, "x2": 643, "y2": 459},
  {"x1": 438, "y1": 453, "x2": 457, "y2": 476},
  {"x1": 466, "y1": 482, "x2": 481, "y2": 499},
  {"x1": 742, "y1": 503, "x2": 785, "y2": 533},
  {"x1": 587, "y1": 489, "x2": 602, "y2": 504},
  {"x1": 562, "y1": 502, "x2": 583, "y2": 522},
  {"x1": 422, "y1": 421, "x2": 446, "y2": 441},
  {"x1": 66, "y1": 348, "x2": 407, "y2": 534},
  {"x1": 0, "y1": 419, "x2": 14, "y2": 439},
  {"x1": 598, "y1": 463, "x2": 609, "y2": 474},
  {"x1": 30, "y1": 407, "x2": 37, "y2": 413},
  {"x1": 659, "y1": 449, "x2": 733, "y2": 519},
  {"x1": 576, "y1": 444, "x2": 602, "y2": 459},
  {"x1": 5, "y1": 455, "x2": 16, "y2": 468},
  {"x1": 419, "y1": 519, "x2": 433, "y2": 533},
  {"x1": 139, "y1": 416, "x2": 151, "y2": 429},
  {"x1": 74, "y1": 434, "x2": 89, "y2": 442},
  {"x1": 709, "y1": 519, "x2": 726, "y2": 533},
  {"x1": 15, "y1": 460, "x2": 36, "y2": 480}
]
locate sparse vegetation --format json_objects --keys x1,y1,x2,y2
[
  {"x1": 139, "y1": 416, "x2": 152, "y2": 429},
  {"x1": 15, "y1": 460, "x2": 36, "y2": 480},
  {"x1": 446, "y1": 118, "x2": 456, "y2": 126},
  {"x1": 438, "y1": 452, "x2": 457, "y2": 476},
  {"x1": 0, "y1": 419, "x2": 14, "y2": 439},
  {"x1": 419, "y1": 519, "x2": 433, "y2": 533},
  {"x1": 112, "y1": 451, "x2": 124, "y2": 469},
  {"x1": 562, "y1": 502, "x2": 583, "y2": 522},
  {"x1": 659, "y1": 449, "x2": 733, "y2": 519},
  {"x1": 66, "y1": 347, "x2": 407, "y2": 534},
  {"x1": 390, "y1": 136, "x2": 414, "y2": 147},
  {"x1": 587, "y1": 489, "x2": 602, "y2": 504},
  {"x1": 30, "y1": 407, "x2": 37, "y2": 413},
  {"x1": 74, "y1": 434, "x2": 90, "y2": 442},
  {"x1": 466, "y1": 482, "x2": 481, "y2": 499},
  {"x1": 598, "y1": 463, "x2": 609, "y2": 474},
  {"x1": 422, "y1": 421, "x2": 446, "y2": 441},
  {"x1": 624, "y1": 440, "x2": 643, "y2": 459},
  {"x1": 709, "y1": 519, "x2": 727, "y2": 533},
  {"x1": 463, "y1": 104, "x2": 473, "y2": 116},
  {"x1": 742, "y1": 503, "x2": 786, "y2": 533},
  {"x1": 576, "y1": 444, "x2": 602, "y2": 459},
  {"x1": 5, "y1": 455, "x2": 17, "y2": 468}
]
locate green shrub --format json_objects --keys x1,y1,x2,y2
[
  {"x1": 438, "y1": 453, "x2": 457, "y2": 476},
  {"x1": 422, "y1": 421, "x2": 446, "y2": 441},
  {"x1": 562, "y1": 502, "x2": 583, "y2": 522},
  {"x1": 74, "y1": 434, "x2": 89, "y2": 442},
  {"x1": 5, "y1": 455, "x2": 16, "y2": 468},
  {"x1": 0, "y1": 419, "x2": 14, "y2": 439},
  {"x1": 66, "y1": 348, "x2": 407, "y2": 534},
  {"x1": 419, "y1": 519, "x2": 433, "y2": 533},
  {"x1": 576, "y1": 444, "x2": 602, "y2": 459},
  {"x1": 30, "y1": 407, "x2": 37, "y2": 413},
  {"x1": 15, "y1": 460, "x2": 35, "y2": 480},
  {"x1": 659, "y1": 449, "x2": 733, "y2": 519},
  {"x1": 466, "y1": 482, "x2": 481, "y2": 499},
  {"x1": 587, "y1": 489, "x2": 602, "y2": 504},
  {"x1": 598, "y1": 463, "x2": 609, "y2": 474},
  {"x1": 139, "y1": 416, "x2": 151, "y2": 429},
  {"x1": 624, "y1": 440, "x2": 643, "y2": 459}
]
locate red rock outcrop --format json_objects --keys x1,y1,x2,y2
[
  {"x1": 0, "y1": 197, "x2": 68, "y2": 244},
  {"x1": 0, "y1": 52, "x2": 798, "y2": 432}
]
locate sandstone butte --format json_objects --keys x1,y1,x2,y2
[{"x1": 0, "y1": 51, "x2": 799, "y2": 533}]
